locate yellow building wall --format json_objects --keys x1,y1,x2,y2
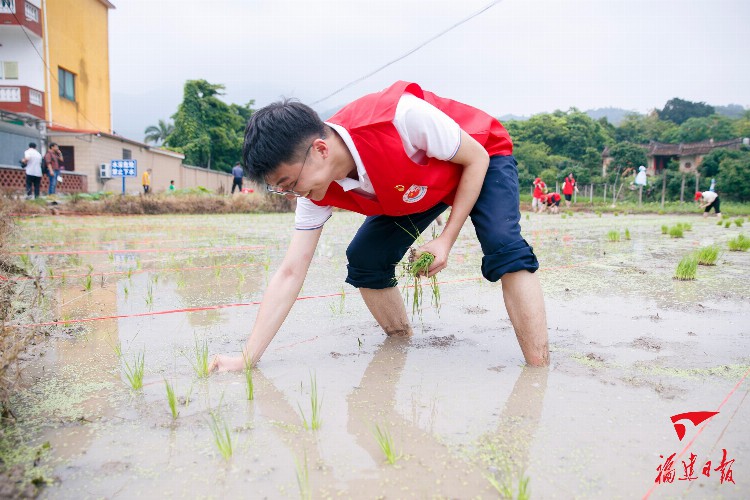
[{"x1": 45, "y1": 0, "x2": 112, "y2": 132}]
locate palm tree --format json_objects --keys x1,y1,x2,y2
[{"x1": 144, "y1": 119, "x2": 174, "y2": 145}]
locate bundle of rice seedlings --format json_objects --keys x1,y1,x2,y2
[
  {"x1": 661, "y1": 225, "x2": 669, "y2": 234},
  {"x1": 735, "y1": 218, "x2": 744, "y2": 227},
  {"x1": 607, "y1": 230, "x2": 620, "y2": 242},
  {"x1": 669, "y1": 226, "x2": 684, "y2": 238},
  {"x1": 724, "y1": 221, "x2": 732, "y2": 228},
  {"x1": 674, "y1": 255, "x2": 698, "y2": 280},
  {"x1": 728, "y1": 234, "x2": 750, "y2": 252},
  {"x1": 695, "y1": 245, "x2": 720, "y2": 265},
  {"x1": 624, "y1": 228, "x2": 631, "y2": 240},
  {"x1": 405, "y1": 248, "x2": 440, "y2": 317}
]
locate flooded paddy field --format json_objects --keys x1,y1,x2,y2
[{"x1": 8, "y1": 210, "x2": 750, "y2": 498}]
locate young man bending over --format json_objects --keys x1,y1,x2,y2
[{"x1": 210, "y1": 81, "x2": 549, "y2": 371}]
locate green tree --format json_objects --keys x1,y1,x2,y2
[
  {"x1": 715, "y1": 149, "x2": 750, "y2": 201},
  {"x1": 144, "y1": 119, "x2": 174, "y2": 145},
  {"x1": 166, "y1": 80, "x2": 254, "y2": 172},
  {"x1": 606, "y1": 142, "x2": 648, "y2": 181},
  {"x1": 658, "y1": 98, "x2": 714, "y2": 125},
  {"x1": 615, "y1": 113, "x2": 679, "y2": 143},
  {"x1": 732, "y1": 110, "x2": 750, "y2": 138},
  {"x1": 671, "y1": 115, "x2": 735, "y2": 143}
]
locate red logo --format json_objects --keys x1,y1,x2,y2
[{"x1": 670, "y1": 411, "x2": 719, "y2": 441}]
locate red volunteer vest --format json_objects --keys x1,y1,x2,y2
[{"x1": 312, "y1": 81, "x2": 513, "y2": 216}]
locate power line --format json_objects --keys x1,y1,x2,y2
[{"x1": 310, "y1": 0, "x2": 505, "y2": 106}]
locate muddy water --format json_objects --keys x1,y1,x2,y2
[{"x1": 9, "y1": 212, "x2": 750, "y2": 498}]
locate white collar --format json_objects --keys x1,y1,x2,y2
[{"x1": 325, "y1": 122, "x2": 371, "y2": 193}]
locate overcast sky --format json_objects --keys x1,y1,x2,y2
[{"x1": 109, "y1": 0, "x2": 750, "y2": 140}]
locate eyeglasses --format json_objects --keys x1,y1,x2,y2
[{"x1": 265, "y1": 142, "x2": 314, "y2": 197}]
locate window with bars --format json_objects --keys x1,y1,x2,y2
[
  {"x1": 0, "y1": 1, "x2": 16, "y2": 15},
  {"x1": 24, "y1": 2, "x2": 38, "y2": 22},
  {"x1": 58, "y1": 67, "x2": 75, "y2": 101}
]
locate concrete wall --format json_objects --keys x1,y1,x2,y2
[
  {"x1": 46, "y1": 132, "x2": 243, "y2": 194},
  {"x1": 0, "y1": 26, "x2": 45, "y2": 90},
  {"x1": 0, "y1": 120, "x2": 43, "y2": 167}
]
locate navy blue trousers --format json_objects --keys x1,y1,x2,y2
[{"x1": 345, "y1": 155, "x2": 539, "y2": 289}]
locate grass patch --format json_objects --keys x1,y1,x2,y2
[
  {"x1": 298, "y1": 372, "x2": 322, "y2": 431},
  {"x1": 606, "y1": 230, "x2": 620, "y2": 242},
  {"x1": 728, "y1": 234, "x2": 750, "y2": 252},
  {"x1": 674, "y1": 255, "x2": 698, "y2": 281},
  {"x1": 372, "y1": 423, "x2": 401, "y2": 465},
  {"x1": 695, "y1": 245, "x2": 720, "y2": 266},
  {"x1": 122, "y1": 350, "x2": 145, "y2": 390}
]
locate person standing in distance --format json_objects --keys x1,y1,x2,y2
[{"x1": 21, "y1": 142, "x2": 43, "y2": 199}]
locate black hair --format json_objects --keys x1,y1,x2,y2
[
  {"x1": 49, "y1": 142, "x2": 58, "y2": 148},
  {"x1": 242, "y1": 99, "x2": 326, "y2": 184},
  {"x1": 29, "y1": 142, "x2": 37, "y2": 149}
]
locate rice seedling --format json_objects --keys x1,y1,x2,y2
[
  {"x1": 295, "y1": 451, "x2": 311, "y2": 500},
  {"x1": 123, "y1": 285, "x2": 129, "y2": 298},
  {"x1": 18, "y1": 253, "x2": 32, "y2": 270},
  {"x1": 151, "y1": 273, "x2": 160, "y2": 285},
  {"x1": 123, "y1": 350, "x2": 145, "y2": 390},
  {"x1": 61, "y1": 272, "x2": 67, "y2": 285},
  {"x1": 329, "y1": 287, "x2": 346, "y2": 315},
  {"x1": 735, "y1": 218, "x2": 744, "y2": 227},
  {"x1": 614, "y1": 211, "x2": 619, "y2": 217},
  {"x1": 126, "y1": 268, "x2": 133, "y2": 280},
  {"x1": 716, "y1": 220, "x2": 723, "y2": 226},
  {"x1": 695, "y1": 245, "x2": 720, "y2": 265},
  {"x1": 357, "y1": 337, "x2": 363, "y2": 349},
  {"x1": 47, "y1": 267, "x2": 54, "y2": 279},
  {"x1": 83, "y1": 273, "x2": 93, "y2": 291},
  {"x1": 560, "y1": 214, "x2": 567, "y2": 220},
  {"x1": 404, "y1": 248, "x2": 440, "y2": 317},
  {"x1": 661, "y1": 225, "x2": 668, "y2": 234},
  {"x1": 728, "y1": 234, "x2": 750, "y2": 252},
  {"x1": 624, "y1": 228, "x2": 631, "y2": 240},
  {"x1": 669, "y1": 226, "x2": 684, "y2": 238},
  {"x1": 372, "y1": 423, "x2": 401, "y2": 465},
  {"x1": 298, "y1": 372, "x2": 322, "y2": 431},
  {"x1": 106, "y1": 336, "x2": 122, "y2": 357},
  {"x1": 176, "y1": 273, "x2": 186, "y2": 289},
  {"x1": 486, "y1": 473, "x2": 531, "y2": 500},
  {"x1": 107, "y1": 251, "x2": 114, "y2": 262},
  {"x1": 243, "y1": 353, "x2": 254, "y2": 401},
  {"x1": 207, "y1": 411, "x2": 233, "y2": 460},
  {"x1": 145, "y1": 282, "x2": 154, "y2": 307},
  {"x1": 606, "y1": 230, "x2": 620, "y2": 242},
  {"x1": 164, "y1": 379, "x2": 179, "y2": 419},
  {"x1": 596, "y1": 211, "x2": 602, "y2": 217},
  {"x1": 189, "y1": 336, "x2": 210, "y2": 379},
  {"x1": 61, "y1": 313, "x2": 71, "y2": 327},
  {"x1": 674, "y1": 255, "x2": 698, "y2": 281},
  {"x1": 724, "y1": 221, "x2": 731, "y2": 228}
]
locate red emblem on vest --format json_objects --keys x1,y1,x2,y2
[{"x1": 403, "y1": 185, "x2": 427, "y2": 203}]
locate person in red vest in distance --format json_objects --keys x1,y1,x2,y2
[
  {"x1": 562, "y1": 172, "x2": 577, "y2": 208},
  {"x1": 532, "y1": 177, "x2": 546, "y2": 212},
  {"x1": 539, "y1": 192, "x2": 561, "y2": 214},
  {"x1": 209, "y1": 81, "x2": 549, "y2": 372}
]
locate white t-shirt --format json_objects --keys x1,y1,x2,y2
[
  {"x1": 24, "y1": 148, "x2": 43, "y2": 177},
  {"x1": 295, "y1": 93, "x2": 461, "y2": 229},
  {"x1": 701, "y1": 191, "x2": 718, "y2": 204}
]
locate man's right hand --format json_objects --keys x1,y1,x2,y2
[{"x1": 209, "y1": 354, "x2": 245, "y2": 373}]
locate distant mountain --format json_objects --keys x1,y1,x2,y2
[
  {"x1": 713, "y1": 104, "x2": 747, "y2": 119},
  {"x1": 584, "y1": 107, "x2": 640, "y2": 125},
  {"x1": 498, "y1": 113, "x2": 530, "y2": 122}
]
